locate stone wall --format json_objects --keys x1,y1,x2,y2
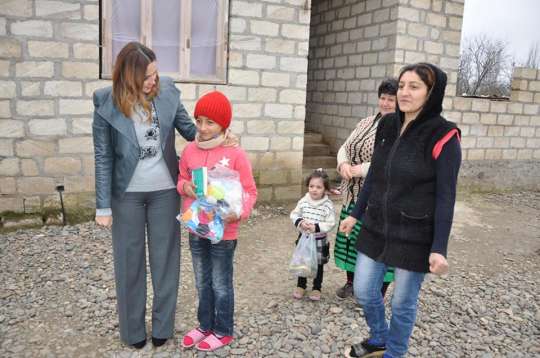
[
  {"x1": 0, "y1": 0, "x2": 312, "y2": 213},
  {"x1": 306, "y1": 0, "x2": 540, "y2": 190}
]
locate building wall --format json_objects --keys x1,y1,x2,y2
[
  {"x1": 306, "y1": 0, "x2": 540, "y2": 190},
  {"x1": 0, "y1": 0, "x2": 312, "y2": 213}
]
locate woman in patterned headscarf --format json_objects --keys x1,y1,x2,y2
[{"x1": 334, "y1": 79, "x2": 398, "y2": 299}]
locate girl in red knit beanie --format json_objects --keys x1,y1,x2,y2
[{"x1": 177, "y1": 91, "x2": 258, "y2": 352}]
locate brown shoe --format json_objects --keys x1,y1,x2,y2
[
  {"x1": 293, "y1": 287, "x2": 305, "y2": 299},
  {"x1": 336, "y1": 282, "x2": 354, "y2": 299},
  {"x1": 309, "y1": 289, "x2": 321, "y2": 301}
]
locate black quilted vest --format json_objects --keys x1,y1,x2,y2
[{"x1": 355, "y1": 63, "x2": 460, "y2": 273}]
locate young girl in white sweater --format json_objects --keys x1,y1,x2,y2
[{"x1": 290, "y1": 169, "x2": 336, "y2": 301}]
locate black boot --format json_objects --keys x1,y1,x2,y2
[
  {"x1": 152, "y1": 337, "x2": 167, "y2": 347},
  {"x1": 131, "y1": 339, "x2": 146, "y2": 349},
  {"x1": 349, "y1": 339, "x2": 385, "y2": 357}
]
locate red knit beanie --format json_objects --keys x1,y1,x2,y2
[{"x1": 194, "y1": 91, "x2": 232, "y2": 129}]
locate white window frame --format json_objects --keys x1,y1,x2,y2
[{"x1": 100, "y1": 0, "x2": 229, "y2": 84}]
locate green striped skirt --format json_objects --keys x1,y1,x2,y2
[{"x1": 334, "y1": 203, "x2": 394, "y2": 283}]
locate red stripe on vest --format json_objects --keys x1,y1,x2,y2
[{"x1": 432, "y1": 129, "x2": 460, "y2": 160}]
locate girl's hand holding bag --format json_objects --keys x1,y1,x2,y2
[{"x1": 289, "y1": 232, "x2": 318, "y2": 278}]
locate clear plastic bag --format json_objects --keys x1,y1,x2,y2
[
  {"x1": 180, "y1": 165, "x2": 244, "y2": 244},
  {"x1": 288, "y1": 233, "x2": 318, "y2": 278},
  {"x1": 206, "y1": 165, "x2": 244, "y2": 218}
]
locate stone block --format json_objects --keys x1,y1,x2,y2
[
  {"x1": 59, "y1": 137, "x2": 93, "y2": 154},
  {"x1": 73, "y1": 43, "x2": 99, "y2": 59},
  {"x1": 21, "y1": 81, "x2": 41, "y2": 96},
  {"x1": 234, "y1": 103, "x2": 263, "y2": 118},
  {"x1": 248, "y1": 88, "x2": 277, "y2": 102},
  {"x1": 11, "y1": 20, "x2": 53, "y2": 37},
  {"x1": 267, "y1": 5, "x2": 295, "y2": 21},
  {"x1": 29, "y1": 118, "x2": 67, "y2": 136},
  {"x1": 427, "y1": 12, "x2": 447, "y2": 28},
  {"x1": 28, "y1": 41, "x2": 69, "y2": 58},
  {"x1": 523, "y1": 104, "x2": 539, "y2": 115},
  {"x1": 292, "y1": 136, "x2": 303, "y2": 150},
  {"x1": 16, "y1": 139, "x2": 56, "y2": 157},
  {"x1": 259, "y1": 169, "x2": 289, "y2": 185},
  {"x1": 0, "y1": 177, "x2": 16, "y2": 194},
  {"x1": 0, "y1": 120, "x2": 24, "y2": 138},
  {"x1": 0, "y1": 158, "x2": 19, "y2": 176},
  {"x1": 517, "y1": 149, "x2": 533, "y2": 160},
  {"x1": 487, "y1": 126, "x2": 504, "y2": 137},
  {"x1": 262, "y1": 72, "x2": 290, "y2": 87},
  {"x1": 230, "y1": 35, "x2": 261, "y2": 51},
  {"x1": 265, "y1": 104, "x2": 293, "y2": 118},
  {"x1": 21, "y1": 159, "x2": 39, "y2": 176},
  {"x1": 36, "y1": 0, "x2": 81, "y2": 18},
  {"x1": 0, "y1": 60, "x2": 9, "y2": 76},
  {"x1": 59, "y1": 99, "x2": 93, "y2": 115},
  {"x1": 445, "y1": 2, "x2": 464, "y2": 15},
  {"x1": 510, "y1": 137, "x2": 526, "y2": 148},
  {"x1": 0, "y1": 139, "x2": 13, "y2": 156},
  {"x1": 270, "y1": 136, "x2": 292, "y2": 151},
  {"x1": 246, "y1": 54, "x2": 276, "y2": 70},
  {"x1": 44, "y1": 157, "x2": 82, "y2": 175},
  {"x1": 62, "y1": 62, "x2": 98, "y2": 79},
  {"x1": 85, "y1": 80, "x2": 111, "y2": 96},
  {"x1": 484, "y1": 149, "x2": 502, "y2": 160},
  {"x1": 71, "y1": 118, "x2": 93, "y2": 134},
  {"x1": 282, "y1": 24, "x2": 309, "y2": 40},
  {"x1": 0, "y1": 0, "x2": 32, "y2": 17},
  {"x1": 17, "y1": 177, "x2": 55, "y2": 195},
  {"x1": 0, "y1": 197, "x2": 23, "y2": 212},
  {"x1": 16, "y1": 100, "x2": 54, "y2": 116},
  {"x1": 265, "y1": 38, "x2": 296, "y2": 54},
  {"x1": 490, "y1": 101, "x2": 508, "y2": 113},
  {"x1": 60, "y1": 23, "x2": 98, "y2": 41},
  {"x1": 241, "y1": 136, "x2": 269, "y2": 151},
  {"x1": 229, "y1": 69, "x2": 259, "y2": 86},
  {"x1": 471, "y1": 99, "x2": 490, "y2": 112},
  {"x1": 277, "y1": 121, "x2": 304, "y2": 134},
  {"x1": 462, "y1": 112, "x2": 479, "y2": 124},
  {"x1": 467, "y1": 149, "x2": 485, "y2": 160},
  {"x1": 16, "y1": 61, "x2": 54, "y2": 78},
  {"x1": 276, "y1": 151, "x2": 303, "y2": 168},
  {"x1": 230, "y1": 18, "x2": 246, "y2": 33},
  {"x1": 251, "y1": 20, "x2": 279, "y2": 37},
  {"x1": 280, "y1": 57, "x2": 308, "y2": 73},
  {"x1": 520, "y1": 127, "x2": 535, "y2": 137},
  {"x1": 0, "y1": 81, "x2": 16, "y2": 98},
  {"x1": 83, "y1": 4, "x2": 99, "y2": 20},
  {"x1": 279, "y1": 89, "x2": 306, "y2": 104},
  {"x1": 44, "y1": 81, "x2": 82, "y2": 97},
  {"x1": 231, "y1": 1, "x2": 262, "y2": 17},
  {"x1": 510, "y1": 91, "x2": 533, "y2": 103},
  {"x1": 246, "y1": 120, "x2": 275, "y2": 134},
  {"x1": 0, "y1": 39, "x2": 22, "y2": 58}
]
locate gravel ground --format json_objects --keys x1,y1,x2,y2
[{"x1": 0, "y1": 191, "x2": 539, "y2": 357}]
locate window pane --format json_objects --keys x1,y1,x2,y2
[
  {"x1": 111, "y1": 0, "x2": 141, "y2": 66},
  {"x1": 191, "y1": 0, "x2": 218, "y2": 76},
  {"x1": 152, "y1": 1, "x2": 181, "y2": 73}
]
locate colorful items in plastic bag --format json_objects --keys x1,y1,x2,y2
[{"x1": 180, "y1": 200, "x2": 224, "y2": 244}]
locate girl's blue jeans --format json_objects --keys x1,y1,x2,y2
[
  {"x1": 189, "y1": 234, "x2": 237, "y2": 336},
  {"x1": 354, "y1": 251, "x2": 425, "y2": 358}
]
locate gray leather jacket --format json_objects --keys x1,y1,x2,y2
[{"x1": 92, "y1": 77, "x2": 196, "y2": 210}]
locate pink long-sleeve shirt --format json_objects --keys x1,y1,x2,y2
[{"x1": 177, "y1": 142, "x2": 257, "y2": 240}]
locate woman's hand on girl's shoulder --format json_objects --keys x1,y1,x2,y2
[
  {"x1": 223, "y1": 131, "x2": 239, "y2": 147},
  {"x1": 223, "y1": 212, "x2": 240, "y2": 223}
]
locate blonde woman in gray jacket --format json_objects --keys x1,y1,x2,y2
[{"x1": 92, "y1": 42, "x2": 196, "y2": 349}]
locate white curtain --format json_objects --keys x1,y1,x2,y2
[
  {"x1": 111, "y1": 0, "x2": 141, "y2": 65},
  {"x1": 191, "y1": 0, "x2": 218, "y2": 76},
  {"x1": 152, "y1": 0, "x2": 181, "y2": 72}
]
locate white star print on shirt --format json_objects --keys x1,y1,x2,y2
[{"x1": 218, "y1": 157, "x2": 230, "y2": 167}]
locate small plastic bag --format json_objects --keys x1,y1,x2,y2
[
  {"x1": 179, "y1": 199, "x2": 224, "y2": 244},
  {"x1": 206, "y1": 165, "x2": 244, "y2": 218},
  {"x1": 288, "y1": 233, "x2": 318, "y2": 278}
]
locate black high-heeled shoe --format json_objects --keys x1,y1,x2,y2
[
  {"x1": 152, "y1": 337, "x2": 167, "y2": 347},
  {"x1": 131, "y1": 339, "x2": 146, "y2": 349}
]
